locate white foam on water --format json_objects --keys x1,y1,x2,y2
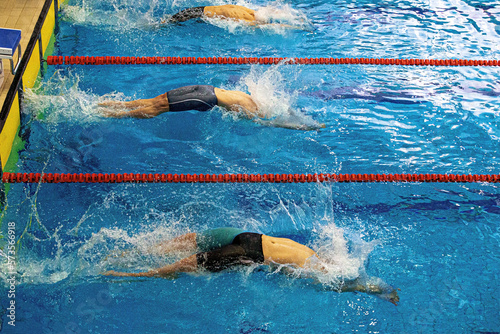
[
  {"x1": 61, "y1": 0, "x2": 164, "y2": 29},
  {"x1": 23, "y1": 71, "x2": 125, "y2": 124},
  {"x1": 222, "y1": 64, "x2": 324, "y2": 130}
]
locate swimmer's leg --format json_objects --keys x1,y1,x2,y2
[
  {"x1": 105, "y1": 233, "x2": 198, "y2": 261},
  {"x1": 102, "y1": 242, "x2": 247, "y2": 278},
  {"x1": 98, "y1": 98, "x2": 155, "y2": 109},
  {"x1": 99, "y1": 93, "x2": 170, "y2": 118},
  {"x1": 103, "y1": 254, "x2": 198, "y2": 278},
  {"x1": 149, "y1": 233, "x2": 198, "y2": 255}
]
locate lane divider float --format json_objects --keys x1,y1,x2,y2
[
  {"x1": 2, "y1": 172, "x2": 499, "y2": 184},
  {"x1": 46, "y1": 56, "x2": 500, "y2": 67}
]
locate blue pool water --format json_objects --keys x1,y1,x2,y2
[{"x1": 1, "y1": 0, "x2": 499, "y2": 332}]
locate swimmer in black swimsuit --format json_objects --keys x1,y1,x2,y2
[
  {"x1": 169, "y1": 6, "x2": 206, "y2": 23},
  {"x1": 98, "y1": 84, "x2": 326, "y2": 130},
  {"x1": 99, "y1": 85, "x2": 257, "y2": 118},
  {"x1": 102, "y1": 228, "x2": 400, "y2": 305},
  {"x1": 165, "y1": 4, "x2": 312, "y2": 31},
  {"x1": 166, "y1": 5, "x2": 260, "y2": 24}
]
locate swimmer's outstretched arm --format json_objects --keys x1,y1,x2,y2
[
  {"x1": 340, "y1": 276, "x2": 400, "y2": 306},
  {"x1": 102, "y1": 254, "x2": 198, "y2": 278},
  {"x1": 260, "y1": 119, "x2": 326, "y2": 131},
  {"x1": 215, "y1": 88, "x2": 325, "y2": 130}
]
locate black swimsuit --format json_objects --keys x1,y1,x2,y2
[
  {"x1": 196, "y1": 233, "x2": 265, "y2": 272},
  {"x1": 166, "y1": 85, "x2": 218, "y2": 112},
  {"x1": 170, "y1": 7, "x2": 206, "y2": 23}
]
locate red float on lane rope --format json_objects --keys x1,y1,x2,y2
[
  {"x1": 2, "y1": 172, "x2": 499, "y2": 184},
  {"x1": 45, "y1": 56, "x2": 500, "y2": 67}
]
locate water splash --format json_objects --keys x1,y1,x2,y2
[
  {"x1": 5, "y1": 222, "x2": 188, "y2": 285},
  {"x1": 23, "y1": 71, "x2": 123, "y2": 124},
  {"x1": 309, "y1": 223, "x2": 380, "y2": 288},
  {"x1": 64, "y1": 0, "x2": 311, "y2": 33},
  {"x1": 254, "y1": 2, "x2": 312, "y2": 28},
  {"x1": 203, "y1": 2, "x2": 312, "y2": 34},
  {"x1": 61, "y1": 0, "x2": 166, "y2": 29},
  {"x1": 3, "y1": 181, "x2": 380, "y2": 287},
  {"x1": 227, "y1": 63, "x2": 325, "y2": 130}
]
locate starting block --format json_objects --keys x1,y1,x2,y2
[{"x1": 0, "y1": 28, "x2": 22, "y2": 76}]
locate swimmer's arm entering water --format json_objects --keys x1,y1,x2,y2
[
  {"x1": 205, "y1": 5, "x2": 312, "y2": 31},
  {"x1": 215, "y1": 88, "x2": 325, "y2": 130},
  {"x1": 340, "y1": 276, "x2": 400, "y2": 306},
  {"x1": 214, "y1": 87, "x2": 261, "y2": 118}
]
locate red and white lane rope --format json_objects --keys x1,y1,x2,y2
[
  {"x1": 2, "y1": 172, "x2": 499, "y2": 184},
  {"x1": 46, "y1": 56, "x2": 500, "y2": 67}
]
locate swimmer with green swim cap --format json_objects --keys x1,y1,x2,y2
[
  {"x1": 99, "y1": 85, "x2": 325, "y2": 130},
  {"x1": 103, "y1": 227, "x2": 400, "y2": 305}
]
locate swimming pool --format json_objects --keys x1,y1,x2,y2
[{"x1": 1, "y1": 0, "x2": 499, "y2": 332}]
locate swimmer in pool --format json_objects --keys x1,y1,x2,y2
[
  {"x1": 167, "y1": 5, "x2": 258, "y2": 24},
  {"x1": 102, "y1": 227, "x2": 400, "y2": 305},
  {"x1": 99, "y1": 85, "x2": 325, "y2": 130},
  {"x1": 163, "y1": 4, "x2": 312, "y2": 31}
]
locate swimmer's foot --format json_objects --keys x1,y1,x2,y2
[
  {"x1": 98, "y1": 108, "x2": 125, "y2": 118},
  {"x1": 97, "y1": 101, "x2": 126, "y2": 117}
]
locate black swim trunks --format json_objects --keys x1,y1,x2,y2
[
  {"x1": 166, "y1": 85, "x2": 218, "y2": 112},
  {"x1": 170, "y1": 7, "x2": 205, "y2": 23},
  {"x1": 196, "y1": 233, "x2": 264, "y2": 272}
]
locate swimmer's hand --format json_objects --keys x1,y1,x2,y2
[
  {"x1": 256, "y1": 119, "x2": 325, "y2": 130},
  {"x1": 340, "y1": 277, "x2": 400, "y2": 306},
  {"x1": 255, "y1": 108, "x2": 326, "y2": 131},
  {"x1": 366, "y1": 284, "x2": 400, "y2": 306},
  {"x1": 281, "y1": 108, "x2": 325, "y2": 130},
  {"x1": 263, "y1": 23, "x2": 315, "y2": 33},
  {"x1": 290, "y1": 122, "x2": 326, "y2": 131},
  {"x1": 380, "y1": 288, "x2": 400, "y2": 306}
]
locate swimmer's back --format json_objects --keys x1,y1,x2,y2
[
  {"x1": 204, "y1": 5, "x2": 257, "y2": 22},
  {"x1": 261, "y1": 235, "x2": 318, "y2": 268}
]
